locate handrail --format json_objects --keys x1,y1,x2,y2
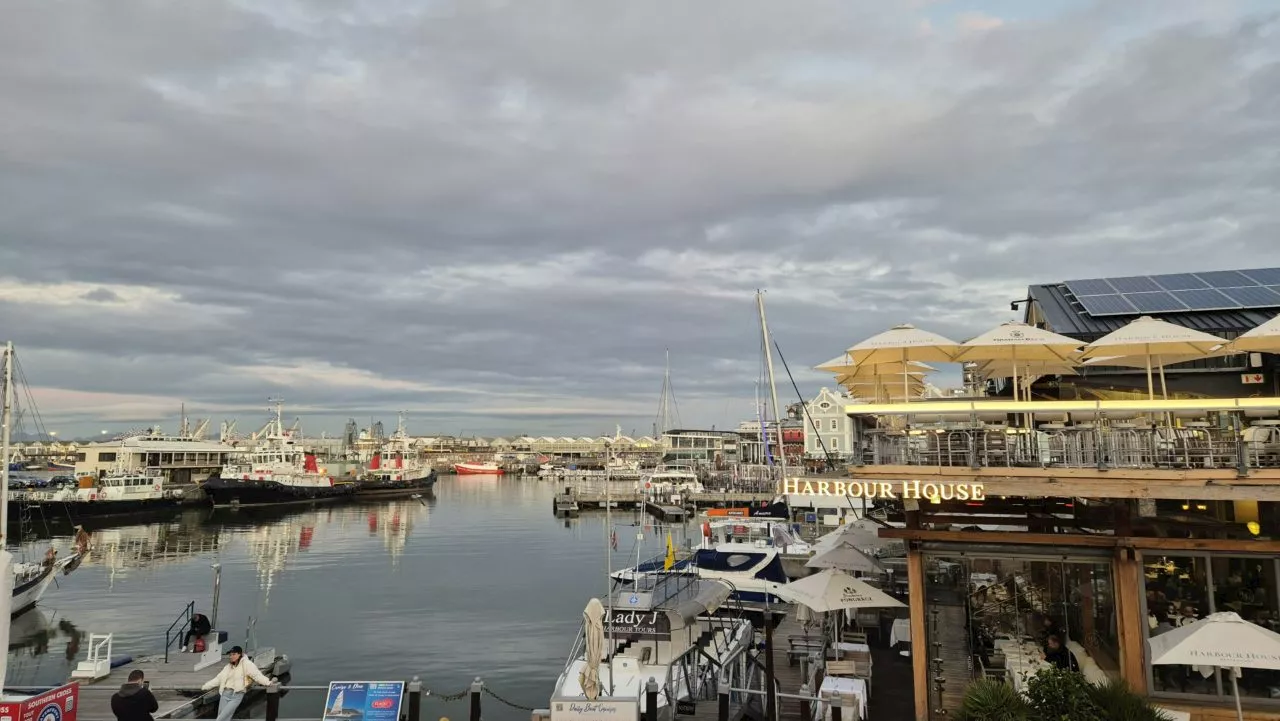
[{"x1": 164, "y1": 600, "x2": 196, "y2": 663}]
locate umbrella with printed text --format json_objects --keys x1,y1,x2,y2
[
  {"x1": 1226, "y1": 312, "x2": 1280, "y2": 354},
  {"x1": 1081, "y1": 316, "x2": 1226, "y2": 400},
  {"x1": 845, "y1": 324, "x2": 961, "y2": 403},
  {"x1": 1148, "y1": 611, "x2": 1280, "y2": 721},
  {"x1": 952, "y1": 322, "x2": 1082, "y2": 401}
]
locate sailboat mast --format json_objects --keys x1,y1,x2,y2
[
  {"x1": 1, "y1": 341, "x2": 12, "y2": 543},
  {"x1": 756, "y1": 292, "x2": 788, "y2": 479},
  {"x1": 604, "y1": 439, "x2": 615, "y2": 696}
]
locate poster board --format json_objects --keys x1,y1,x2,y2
[{"x1": 321, "y1": 681, "x2": 405, "y2": 721}]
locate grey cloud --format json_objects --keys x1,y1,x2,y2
[{"x1": 2, "y1": 0, "x2": 1279, "y2": 435}]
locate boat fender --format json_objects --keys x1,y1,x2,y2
[{"x1": 702, "y1": 522, "x2": 711, "y2": 538}]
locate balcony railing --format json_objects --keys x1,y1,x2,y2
[{"x1": 854, "y1": 422, "x2": 1280, "y2": 471}]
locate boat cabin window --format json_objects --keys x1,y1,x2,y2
[{"x1": 694, "y1": 549, "x2": 764, "y2": 572}]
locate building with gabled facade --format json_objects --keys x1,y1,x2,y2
[{"x1": 803, "y1": 387, "x2": 856, "y2": 459}]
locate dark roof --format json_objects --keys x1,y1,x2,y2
[{"x1": 1027, "y1": 283, "x2": 1277, "y2": 341}]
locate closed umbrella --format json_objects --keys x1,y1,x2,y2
[
  {"x1": 1081, "y1": 316, "x2": 1226, "y2": 399},
  {"x1": 846, "y1": 324, "x2": 961, "y2": 403},
  {"x1": 1227, "y1": 312, "x2": 1280, "y2": 354},
  {"x1": 953, "y1": 322, "x2": 1082, "y2": 401},
  {"x1": 1148, "y1": 611, "x2": 1280, "y2": 721},
  {"x1": 578, "y1": 598, "x2": 606, "y2": 700}
]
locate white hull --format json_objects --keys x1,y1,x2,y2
[{"x1": 13, "y1": 556, "x2": 77, "y2": 616}]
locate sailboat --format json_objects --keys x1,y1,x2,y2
[{"x1": 1, "y1": 342, "x2": 83, "y2": 617}]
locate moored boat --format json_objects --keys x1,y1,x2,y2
[
  {"x1": 203, "y1": 399, "x2": 357, "y2": 507},
  {"x1": 454, "y1": 461, "x2": 504, "y2": 475},
  {"x1": 611, "y1": 543, "x2": 790, "y2": 607},
  {"x1": 10, "y1": 467, "x2": 185, "y2": 521},
  {"x1": 356, "y1": 413, "x2": 438, "y2": 498}
]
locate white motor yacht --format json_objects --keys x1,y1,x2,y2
[
  {"x1": 698, "y1": 516, "x2": 815, "y2": 579},
  {"x1": 610, "y1": 543, "x2": 789, "y2": 606},
  {"x1": 643, "y1": 464, "x2": 704, "y2": 494}
]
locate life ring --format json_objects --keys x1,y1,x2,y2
[
  {"x1": 645, "y1": 482, "x2": 652, "y2": 489},
  {"x1": 154, "y1": 484, "x2": 160, "y2": 491}
]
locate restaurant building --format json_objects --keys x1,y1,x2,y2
[{"x1": 814, "y1": 268, "x2": 1280, "y2": 721}]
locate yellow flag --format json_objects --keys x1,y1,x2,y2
[{"x1": 663, "y1": 531, "x2": 675, "y2": 570}]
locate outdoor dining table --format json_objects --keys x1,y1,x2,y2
[
  {"x1": 819, "y1": 676, "x2": 868, "y2": 721},
  {"x1": 890, "y1": 618, "x2": 911, "y2": 656}
]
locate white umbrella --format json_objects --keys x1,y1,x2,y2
[
  {"x1": 814, "y1": 519, "x2": 888, "y2": 553},
  {"x1": 819, "y1": 356, "x2": 936, "y2": 403},
  {"x1": 846, "y1": 324, "x2": 961, "y2": 403},
  {"x1": 953, "y1": 322, "x2": 1082, "y2": 401},
  {"x1": 1083, "y1": 349, "x2": 1231, "y2": 399},
  {"x1": 578, "y1": 598, "x2": 606, "y2": 700},
  {"x1": 805, "y1": 543, "x2": 886, "y2": 574},
  {"x1": 1080, "y1": 316, "x2": 1226, "y2": 399},
  {"x1": 1227, "y1": 312, "x2": 1280, "y2": 354},
  {"x1": 775, "y1": 569, "x2": 905, "y2": 613},
  {"x1": 1148, "y1": 611, "x2": 1280, "y2": 721}
]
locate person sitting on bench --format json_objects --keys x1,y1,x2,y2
[{"x1": 182, "y1": 613, "x2": 212, "y2": 652}]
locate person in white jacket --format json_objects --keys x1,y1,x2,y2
[{"x1": 201, "y1": 646, "x2": 274, "y2": 721}]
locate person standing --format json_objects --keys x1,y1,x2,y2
[
  {"x1": 200, "y1": 646, "x2": 273, "y2": 721},
  {"x1": 112, "y1": 670, "x2": 159, "y2": 721}
]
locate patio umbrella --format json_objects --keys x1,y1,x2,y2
[
  {"x1": 774, "y1": 569, "x2": 905, "y2": 613},
  {"x1": 819, "y1": 356, "x2": 937, "y2": 402},
  {"x1": 814, "y1": 519, "x2": 889, "y2": 554},
  {"x1": 953, "y1": 322, "x2": 1082, "y2": 401},
  {"x1": 1080, "y1": 316, "x2": 1226, "y2": 399},
  {"x1": 578, "y1": 598, "x2": 606, "y2": 700},
  {"x1": 1083, "y1": 349, "x2": 1231, "y2": 399},
  {"x1": 837, "y1": 376, "x2": 927, "y2": 402},
  {"x1": 846, "y1": 323, "x2": 961, "y2": 403},
  {"x1": 1148, "y1": 611, "x2": 1280, "y2": 721},
  {"x1": 805, "y1": 543, "x2": 886, "y2": 574},
  {"x1": 1227, "y1": 312, "x2": 1280, "y2": 354}
]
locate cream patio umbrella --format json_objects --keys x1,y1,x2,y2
[
  {"x1": 952, "y1": 322, "x2": 1082, "y2": 401},
  {"x1": 1148, "y1": 611, "x2": 1280, "y2": 721},
  {"x1": 846, "y1": 324, "x2": 961, "y2": 403},
  {"x1": 971, "y1": 359, "x2": 1079, "y2": 400},
  {"x1": 1083, "y1": 350, "x2": 1230, "y2": 399},
  {"x1": 1080, "y1": 316, "x2": 1226, "y2": 400},
  {"x1": 578, "y1": 597, "x2": 606, "y2": 700},
  {"x1": 836, "y1": 375, "x2": 928, "y2": 402},
  {"x1": 1226, "y1": 312, "x2": 1280, "y2": 354},
  {"x1": 818, "y1": 356, "x2": 937, "y2": 403}
]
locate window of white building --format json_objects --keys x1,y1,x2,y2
[
  {"x1": 829, "y1": 418, "x2": 838, "y2": 431},
  {"x1": 830, "y1": 437, "x2": 838, "y2": 450}
]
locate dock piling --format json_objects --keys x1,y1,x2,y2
[
  {"x1": 798, "y1": 684, "x2": 810, "y2": 721},
  {"x1": 265, "y1": 681, "x2": 280, "y2": 721},
  {"x1": 407, "y1": 676, "x2": 422, "y2": 721},
  {"x1": 644, "y1": 679, "x2": 657, "y2": 721},
  {"x1": 469, "y1": 677, "x2": 483, "y2": 721},
  {"x1": 716, "y1": 689, "x2": 729, "y2": 721}
]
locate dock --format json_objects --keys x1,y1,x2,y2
[{"x1": 643, "y1": 501, "x2": 687, "y2": 521}]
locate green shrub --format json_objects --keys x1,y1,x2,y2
[
  {"x1": 953, "y1": 678, "x2": 1029, "y2": 721},
  {"x1": 1023, "y1": 665, "x2": 1104, "y2": 721},
  {"x1": 1087, "y1": 678, "x2": 1173, "y2": 721}
]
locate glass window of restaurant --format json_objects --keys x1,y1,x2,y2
[
  {"x1": 921, "y1": 548, "x2": 1119, "y2": 720},
  {"x1": 1143, "y1": 552, "x2": 1280, "y2": 702}
]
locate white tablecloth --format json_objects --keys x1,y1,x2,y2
[
  {"x1": 819, "y1": 676, "x2": 868, "y2": 721},
  {"x1": 834, "y1": 642, "x2": 870, "y2": 654},
  {"x1": 890, "y1": 618, "x2": 911, "y2": 646}
]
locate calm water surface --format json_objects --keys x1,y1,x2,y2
[{"x1": 5, "y1": 475, "x2": 689, "y2": 719}]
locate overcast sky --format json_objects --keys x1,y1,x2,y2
[{"x1": 3, "y1": 0, "x2": 1279, "y2": 439}]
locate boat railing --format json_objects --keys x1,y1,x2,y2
[{"x1": 163, "y1": 600, "x2": 196, "y2": 663}]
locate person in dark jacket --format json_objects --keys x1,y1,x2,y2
[
  {"x1": 1043, "y1": 635, "x2": 1080, "y2": 672},
  {"x1": 182, "y1": 613, "x2": 212, "y2": 651},
  {"x1": 112, "y1": 670, "x2": 159, "y2": 721}
]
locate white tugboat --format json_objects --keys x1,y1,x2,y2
[{"x1": 356, "y1": 412, "x2": 437, "y2": 498}]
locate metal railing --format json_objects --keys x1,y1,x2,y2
[
  {"x1": 855, "y1": 419, "x2": 1280, "y2": 473},
  {"x1": 163, "y1": 601, "x2": 195, "y2": 663}
]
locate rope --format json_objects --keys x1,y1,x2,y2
[{"x1": 482, "y1": 685, "x2": 538, "y2": 711}]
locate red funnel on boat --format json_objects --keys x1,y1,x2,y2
[
  {"x1": 370, "y1": 453, "x2": 381, "y2": 470},
  {"x1": 304, "y1": 453, "x2": 319, "y2": 473},
  {"x1": 395, "y1": 454, "x2": 403, "y2": 469}
]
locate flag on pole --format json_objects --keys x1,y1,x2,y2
[
  {"x1": 663, "y1": 531, "x2": 676, "y2": 570},
  {"x1": 610, "y1": 530, "x2": 618, "y2": 550}
]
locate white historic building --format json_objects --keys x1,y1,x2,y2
[{"x1": 803, "y1": 387, "x2": 856, "y2": 459}]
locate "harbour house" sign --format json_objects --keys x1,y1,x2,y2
[{"x1": 778, "y1": 478, "x2": 985, "y2": 502}]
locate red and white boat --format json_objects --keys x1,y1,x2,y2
[{"x1": 453, "y1": 462, "x2": 505, "y2": 475}]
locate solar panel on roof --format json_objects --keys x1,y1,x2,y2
[
  {"x1": 1064, "y1": 278, "x2": 1117, "y2": 296},
  {"x1": 1195, "y1": 270, "x2": 1253, "y2": 287},
  {"x1": 1154, "y1": 273, "x2": 1209, "y2": 291},
  {"x1": 1169, "y1": 288, "x2": 1240, "y2": 310},
  {"x1": 1108, "y1": 276, "x2": 1163, "y2": 293},
  {"x1": 1077, "y1": 294, "x2": 1137, "y2": 316},
  {"x1": 1241, "y1": 268, "x2": 1280, "y2": 285},
  {"x1": 1124, "y1": 291, "x2": 1189, "y2": 313},
  {"x1": 1218, "y1": 286, "x2": 1280, "y2": 307}
]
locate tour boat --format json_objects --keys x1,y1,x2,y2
[
  {"x1": 356, "y1": 413, "x2": 438, "y2": 498},
  {"x1": 550, "y1": 577, "x2": 756, "y2": 721},
  {"x1": 10, "y1": 467, "x2": 185, "y2": 521},
  {"x1": 203, "y1": 400, "x2": 357, "y2": 507},
  {"x1": 642, "y1": 464, "x2": 703, "y2": 493},
  {"x1": 454, "y1": 461, "x2": 505, "y2": 475}
]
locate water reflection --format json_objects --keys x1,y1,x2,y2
[{"x1": 5, "y1": 478, "x2": 675, "y2": 721}]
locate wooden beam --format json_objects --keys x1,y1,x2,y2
[
  {"x1": 906, "y1": 547, "x2": 929, "y2": 721},
  {"x1": 1113, "y1": 548, "x2": 1148, "y2": 695},
  {"x1": 876, "y1": 528, "x2": 1280, "y2": 553},
  {"x1": 846, "y1": 465, "x2": 1280, "y2": 501}
]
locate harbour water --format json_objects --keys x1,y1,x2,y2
[{"x1": 5, "y1": 475, "x2": 684, "y2": 720}]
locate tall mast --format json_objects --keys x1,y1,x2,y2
[
  {"x1": 756, "y1": 292, "x2": 788, "y2": 479},
  {"x1": 653, "y1": 349, "x2": 672, "y2": 439},
  {"x1": 604, "y1": 438, "x2": 615, "y2": 695},
  {"x1": 1, "y1": 341, "x2": 12, "y2": 543}
]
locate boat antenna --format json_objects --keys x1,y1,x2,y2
[
  {"x1": 756, "y1": 291, "x2": 787, "y2": 482},
  {"x1": 605, "y1": 438, "x2": 615, "y2": 696}
]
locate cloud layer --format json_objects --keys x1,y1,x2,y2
[{"x1": 3, "y1": 0, "x2": 1279, "y2": 436}]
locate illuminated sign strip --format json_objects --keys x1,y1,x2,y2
[{"x1": 778, "y1": 478, "x2": 985, "y2": 502}]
